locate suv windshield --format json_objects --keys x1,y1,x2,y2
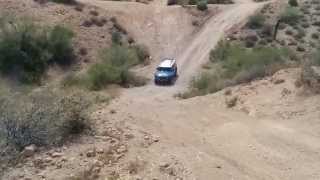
[{"x1": 157, "y1": 67, "x2": 173, "y2": 72}]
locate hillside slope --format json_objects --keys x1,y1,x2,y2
[{"x1": 101, "y1": 68, "x2": 320, "y2": 180}]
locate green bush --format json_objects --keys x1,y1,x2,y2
[
  {"x1": 210, "y1": 40, "x2": 231, "y2": 62},
  {"x1": 280, "y1": 7, "x2": 301, "y2": 25},
  {"x1": 167, "y1": 0, "x2": 178, "y2": 5},
  {"x1": 221, "y1": 45, "x2": 289, "y2": 79},
  {"x1": 189, "y1": 0, "x2": 197, "y2": 5},
  {"x1": 197, "y1": 0, "x2": 208, "y2": 11},
  {"x1": 86, "y1": 45, "x2": 147, "y2": 90},
  {"x1": 288, "y1": 0, "x2": 298, "y2": 7},
  {"x1": 111, "y1": 31, "x2": 122, "y2": 45},
  {"x1": 0, "y1": 16, "x2": 74, "y2": 83},
  {"x1": 312, "y1": 48, "x2": 320, "y2": 66},
  {"x1": 187, "y1": 42, "x2": 293, "y2": 97},
  {"x1": 48, "y1": 26, "x2": 74, "y2": 66},
  {"x1": 0, "y1": 89, "x2": 90, "y2": 150},
  {"x1": 247, "y1": 13, "x2": 266, "y2": 29},
  {"x1": 50, "y1": 0, "x2": 77, "y2": 4}
]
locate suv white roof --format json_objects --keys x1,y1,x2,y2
[{"x1": 159, "y1": 59, "x2": 176, "y2": 68}]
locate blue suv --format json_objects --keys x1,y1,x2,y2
[{"x1": 154, "y1": 59, "x2": 178, "y2": 85}]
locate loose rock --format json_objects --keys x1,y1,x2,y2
[{"x1": 22, "y1": 144, "x2": 37, "y2": 157}]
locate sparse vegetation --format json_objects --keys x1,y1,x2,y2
[
  {"x1": 65, "y1": 44, "x2": 149, "y2": 91},
  {"x1": 86, "y1": 45, "x2": 148, "y2": 90},
  {"x1": 247, "y1": 13, "x2": 266, "y2": 29},
  {"x1": 0, "y1": 16, "x2": 74, "y2": 84},
  {"x1": 0, "y1": 89, "x2": 91, "y2": 151},
  {"x1": 34, "y1": 0, "x2": 78, "y2": 5},
  {"x1": 289, "y1": 0, "x2": 298, "y2": 7},
  {"x1": 167, "y1": 0, "x2": 233, "y2": 6},
  {"x1": 180, "y1": 41, "x2": 294, "y2": 98},
  {"x1": 297, "y1": 48, "x2": 320, "y2": 94},
  {"x1": 280, "y1": 7, "x2": 301, "y2": 25},
  {"x1": 311, "y1": 48, "x2": 320, "y2": 66}
]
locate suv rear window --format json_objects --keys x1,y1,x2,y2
[{"x1": 157, "y1": 67, "x2": 173, "y2": 71}]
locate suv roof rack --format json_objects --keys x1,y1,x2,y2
[{"x1": 159, "y1": 59, "x2": 176, "y2": 68}]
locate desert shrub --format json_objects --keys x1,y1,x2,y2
[
  {"x1": 86, "y1": 45, "x2": 147, "y2": 90},
  {"x1": 288, "y1": 0, "x2": 298, "y2": 7},
  {"x1": 169, "y1": 0, "x2": 232, "y2": 5},
  {"x1": 167, "y1": 0, "x2": 178, "y2": 5},
  {"x1": 0, "y1": 89, "x2": 90, "y2": 150},
  {"x1": 207, "y1": 0, "x2": 233, "y2": 3},
  {"x1": 210, "y1": 40, "x2": 231, "y2": 62},
  {"x1": 192, "y1": 72, "x2": 225, "y2": 93},
  {"x1": 0, "y1": 16, "x2": 74, "y2": 83},
  {"x1": 34, "y1": 0, "x2": 77, "y2": 5},
  {"x1": 186, "y1": 42, "x2": 293, "y2": 97},
  {"x1": 111, "y1": 31, "x2": 122, "y2": 44},
  {"x1": 312, "y1": 48, "x2": 320, "y2": 65},
  {"x1": 297, "y1": 51, "x2": 320, "y2": 94},
  {"x1": 50, "y1": 0, "x2": 77, "y2": 4},
  {"x1": 280, "y1": 7, "x2": 301, "y2": 25},
  {"x1": 311, "y1": 33, "x2": 320, "y2": 39},
  {"x1": 294, "y1": 27, "x2": 306, "y2": 39},
  {"x1": 260, "y1": 23, "x2": 273, "y2": 37},
  {"x1": 189, "y1": 0, "x2": 197, "y2": 5},
  {"x1": 131, "y1": 44, "x2": 150, "y2": 65},
  {"x1": 48, "y1": 25, "x2": 74, "y2": 66},
  {"x1": 197, "y1": 0, "x2": 208, "y2": 11},
  {"x1": 221, "y1": 45, "x2": 290, "y2": 79},
  {"x1": 247, "y1": 13, "x2": 266, "y2": 29}
]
